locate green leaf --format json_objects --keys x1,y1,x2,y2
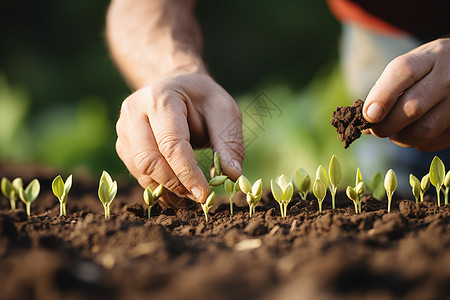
[
  {"x1": 277, "y1": 174, "x2": 290, "y2": 191},
  {"x1": 109, "y1": 181, "x2": 118, "y2": 205},
  {"x1": 238, "y1": 175, "x2": 252, "y2": 194},
  {"x1": 283, "y1": 182, "x2": 294, "y2": 200},
  {"x1": 316, "y1": 165, "x2": 329, "y2": 187},
  {"x1": 444, "y1": 171, "x2": 450, "y2": 188},
  {"x1": 11, "y1": 178, "x2": 23, "y2": 192},
  {"x1": 356, "y1": 168, "x2": 364, "y2": 186},
  {"x1": 143, "y1": 186, "x2": 152, "y2": 206},
  {"x1": 52, "y1": 175, "x2": 65, "y2": 199},
  {"x1": 421, "y1": 174, "x2": 430, "y2": 192},
  {"x1": 313, "y1": 179, "x2": 326, "y2": 201},
  {"x1": 293, "y1": 168, "x2": 306, "y2": 191},
  {"x1": 224, "y1": 179, "x2": 234, "y2": 194},
  {"x1": 152, "y1": 184, "x2": 163, "y2": 199},
  {"x1": 301, "y1": 174, "x2": 311, "y2": 193},
  {"x1": 384, "y1": 169, "x2": 397, "y2": 193},
  {"x1": 355, "y1": 181, "x2": 365, "y2": 196},
  {"x1": 209, "y1": 175, "x2": 228, "y2": 187},
  {"x1": 64, "y1": 175, "x2": 73, "y2": 194},
  {"x1": 252, "y1": 179, "x2": 263, "y2": 197},
  {"x1": 346, "y1": 186, "x2": 357, "y2": 201},
  {"x1": 213, "y1": 152, "x2": 222, "y2": 177},
  {"x1": 409, "y1": 174, "x2": 421, "y2": 199},
  {"x1": 246, "y1": 193, "x2": 255, "y2": 206},
  {"x1": 98, "y1": 180, "x2": 110, "y2": 205},
  {"x1": 100, "y1": 171, "x2": 113, "y2": 188},
  {"x1": 205, "y1": 191, "x2": 215, "y2": 209},
  {"x1": 1, "y1": 177, "x2": 13, "y2": 198},
  {"x1": 271, "y1": 180, "x2": 283, "y2": 203},
  {"x1": 328, "y1": 155, "x2": 342, "y2": 187},
  {"x1": 21, "y1": 179, "x2": 40, "y2": 204},
  {"x1": 429, "y1": 156, "x2": 445, "y2": 187},
  {"x1": 368, "y1": 172, "x2": 384, "y2": 199}
]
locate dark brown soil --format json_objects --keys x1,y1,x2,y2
[
  {"x1": 331, "y1": 99, "x2": 373, "y2": 148},
  {"x1": 1, "y1": 163, "x2": 450, "y2": 300}
]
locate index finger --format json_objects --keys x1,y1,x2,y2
[{"x1": 363, "y1": 49, "x2": 434, "y2": 123}]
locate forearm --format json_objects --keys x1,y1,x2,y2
[{"x1": 106, "y1": 0, "x2": 206, "y2": 89}]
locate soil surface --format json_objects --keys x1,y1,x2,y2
[
  {"x1": 1, "y1": 163, "x2": 449, "y2": 300},
  {"x1": 331, "y1": 99, "x2": 373, "y2": 148}
]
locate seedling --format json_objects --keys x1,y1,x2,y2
[
  {"x1": 367, "y1": 172, "x2": 384, "y2": 200},
  {"x1": 384, "y1": 169, "x2": 397, "y2": 213},
  {"x1": 209, "y1": 175, "x2": 228, "y2": 187},
  {"x1": 239, "y1": 175, "x2": 263, "y2": 217},
  {"x1": 409, "y1": 174, "x2": 421, "y2": 203},
  {"x1": 429, "y1": 156, "x2": 445, "y2": 207},
  {"x1": 293, "y1": 168, "x2": 311, "y2": 200},
  {"x1": 209, "y1": 152, "x2": 228, "y2": 186},
  {"x1": 143, "y1": 184, "x2": 163, "y2": 219},
  {"x1": 98, "y1": 171, "x2": 117, "y2": 219},
  {"x1": 18, "y1": 179, "x2": 40, "y2": 216},
  {"x1": 52, "y1": 174, "x2": 73, "y2": 216},
  {"x1": 420, "y1": 174, "x2": 430, "y2": 202},
  {"x1": 224, "y1": 178, "x2": 240, "y2": 215},
  {"x1": 313, "y1": 178, "x2": 326, "y2": 212},
  {"x1": 328, "y1": 155, "x2": 341, "y2": 209},
  {"x1": 1, "y1": 177, "x2": 23, "y2": 210},
  {"x1": 271, "y1": 174, "x2": 294, "y2": 217},
  {"x1": 444, "y1": 171, "x2": 450, "y2": 205},
  {"x1": 346, "y1": 186, "x2": 359, "y2": 213},
  {"x1": 201, "y1": 191, "x2": 215, "y2": 222}
]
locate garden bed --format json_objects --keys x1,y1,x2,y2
[{"x1": 1, "y1": 163, "x2": 449, "y2": 300}]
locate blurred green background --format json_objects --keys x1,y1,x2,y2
[{"x1": 0, "y1": 0, "x2": 370, "y2": 187}]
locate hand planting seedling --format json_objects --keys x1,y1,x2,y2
[
  {"x1": 98, "y1": 171, "x2": 117, "y2": 219},
  {"x1": 143, "y1": 184, "x2": 163, "y2": 218},
  {"x1": 224, "y1": 178, "x2": 240, "y2": 215},
  {"x1": 201, "y1": 191, "x2": 215, "y2": 222},
  {"x1": 313, "y1": 178, "x2": 326, "y2": 212},
  {"x1": 1, "y1": 177, "x2": 23, "y2": 210},
  {"x1": 384, "y1": 169, "x2": 397, "y2": 213},
  {"x1": 271, "y1": 174, "x2": 294, "y2": 217},
  {"x1": 328, "y1": 155, "x2": 341, "y2": 209},
  {"x1": 429, "y1": 156, "x2": 445, "y2": 207},
  {"x1": 52, "y1": 174, "x2": 73, "y2": 216},
  {"x1": 18, "y1": 179, "x2": 40, "y2": 216},
  {"x1": 444, "y1": 171, "x2": 450, "y2": 205},
  {"x1": 293, "y1": 168, "x2": 311, "y2": 200},
  {"x1": 239, "y1": 175, "x2": 263, "y2": 217}
]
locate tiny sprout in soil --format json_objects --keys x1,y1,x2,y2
[
  {"x1": 293, "y1": 168, "x2": 311, "y2": 200},
  {"x1": 1, "y1": 177, "x2": 23, "y2": 210},
  {"x1": 209, "y1": 152, "x2": 228, "y2": 187},
  {"x1": 346, "y1": 168, "x2": 365, "y2": 213},
  {"x1": 313, "y1": 178, "x2": 326, "y2": 212},
  {"x1": 98, "y1": 171, "x2": 117, "y2": 219},
  {"x1": 143, "y1": 184, "x2": 163, "y2": 219},
  {"x1": 384, "y1": 169, "x2": 397, "y2": 213},
  {"x1": 271, "y1": 174, "x2": 294, "y2": 217},
  {"x1": 52, "y1": 174, "x2": 73, "y2": 216},
  {"x1": 224, "y1": 178, "x2": 239, "y2": 215},
  {"x1": 18, "y1": 179, "x2": 40, "y2": 216},
  {"x1": 444, "y1": 171, "x2": 450, "y2": 205},
  {"x1": 239, "y1": 175, "x2": 263, "y2": 217},
  {"x1": 430, "y1": 156, "x2": 445, "y2": 207},
  {"x1": 409, "y1": 174, "x2": 430, "y2": 204},
  {"x1": 328, "y1": 155, "x2": 342, "y2": 209},
  {"x1": 201, "y1": 191, "x2": 215, "y2": 222}
]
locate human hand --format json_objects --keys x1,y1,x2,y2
[
  {"x1": 363, "y1": 38, "x2": 450, "y2": 151},
  {"x1": 115, "y1": 72, "x2": 244, "y2": 207}
]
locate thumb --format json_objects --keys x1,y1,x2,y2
[{"x1": 205, "y1": 102, "x2": 244, "y2": 181}]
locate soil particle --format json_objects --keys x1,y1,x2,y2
[{"x1": 331, "y1": 99, "x2": 373, "y2": 148}]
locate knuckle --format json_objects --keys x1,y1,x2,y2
[
  {"x1": 134, "y1": 151, "x2": 161, "y2": 177},
  {"x1": 158, "y1": 136, "x2": 189, "y2": 161},
  {"x1": 412, "y1": 117, "x2": 439, "y2": 141},
  {"x1": 402, "y1": 96, "x2": 424, "y2": 119},
  {"x1": 163, "y1": 177, "x2": 183, "y2": 193},
  {"x1": 391, "y1": 55, "x2": 417, "y2": 84}
]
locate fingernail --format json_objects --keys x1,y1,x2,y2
[
  {"x1": 366, "y1": 103, "x2": 383, "y2": 122},
  {"x1": 231, "y1": 159, "x2": 242, "y2": 173},
  {"x1": 191, "y1": 187, "x2": 203, "y2": 201}
]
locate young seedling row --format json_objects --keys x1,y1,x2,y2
[{"x1": 1, "y1": 155, "x2": 449, "y2": 221}]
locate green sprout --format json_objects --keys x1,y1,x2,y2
[
  {"x1": 209, "y1": 152, "x2": 228, "y2": 186},
  {"x1": 420, "y1": 174, "x2": 430, "y2": 202},
  {"x1": 18, "y1": 179, "x2": 40, "y2": 216},
  {"x1": 98, "y1": 171, "x2": 117, "y2": 219},
  {"x1": 328, "y1": 155, "x2": 342, "y2": 209},
  {"x1": 224, "y1": 179, "x2": 240, "y2": 215},
  {"x1": 209, "y1": 175, "x2": 228, "y2": 187},
  {"x1": 384, "y1": 169, "x2": 397, "y2": 213},
  {"x1": 293, "y1": 168, "x2": 311, "y2": 200},
  {"x1": 444, "y1": 171, "x2": 450, "y2": 205},
  {"x1": 271, "y1": 174, "x2": 294, "y2": 218},
  {"x1": 1, "y1": 177, "x2": 23, "y2": 210},
  {"x1": 346, "y1": 181, "x2": 365, "y2": 214},
  {"x1": 313, "y1": 178, "x2": 326, "y2": 212},
  {"x1": 239, "y1": 175, "x2": 263, "y2": 217},
  {"x1": 52, "y1": 175, "x2": 73, "y2": 216},
  {"x1": 409, "y1": 174, "x2": 421, "y2": 203},
  {"x1": 367, "y1": 172, "x2": 385, "y2": 200},
  {"x1": 201, "y1": 191, "x2": 215, "y2": 222},
  {"x1": 429, "y1": 156, "x2": 445, "y2": 207},
  {"x1": 143, "y1": 184, "x2": 163, "y2": 219}
]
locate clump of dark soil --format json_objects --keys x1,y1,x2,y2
[
  {"x1": 331, "y1": 99, "x2": 373, "y2": 148},
  {"x1": 1, "y1": 163, "x2": 450, "y2": 300}
]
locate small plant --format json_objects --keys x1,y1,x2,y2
[
  {"x1": 346, "y1": 182, "x2": 365, "y2": 214},
  {"x1": 271, "y1": 174, "x2": 294, "y2": 217},
  {"x1": 420, "y1": 174, "x2": 431, "y2": 202},
  {"x1": 328, "y1": 155, "x2": 341, "y2": 209},
  {"x1": 1, "y1": 177, "x2": 23, "y2": 210},
  {"x1": 384, "y1": 169, "x2": 397, "y2": 213},
  {"x1": 201, "y1": 191, "x2": 215, "y2": 222},
  {"x1": 239, "y1": 175, "x2": 263, "y2": 217},
  {"x1": 409, "y1": 174, "x2": 421, "y2": 203},
  {"x1": 18, "y1": 179, "x2": 40, "y2": 216},
  {"x1": 293, "y1": 168, "x2": 311, "y2": 200},
  {"x1": 313, "y1": 179, "x2": 326, "y2": 212},
  {"x1": 143, "y1": 184, "x2": 163, "y2": 219},
  {"x1": 98, "y1": 171, "x2": 117, "y2": 219},
  {"x1": 52, "y1": 174, "x2": 73, "y2": 216},
  {"x1": 429, "y1": 156, "x2": 445, "y2": 207},
  {"x1": 444, "y1": 171, "x2": 450, "y2": 205},
  {"x1": 367, "y1": 172, "x2": 384, "y2": 200},
  {"x1": 224, "y1": 179, "x2": 240, "y2": 215},
  {"x1": 209, "y1": 152, "x2": 228, "y2": 186}
]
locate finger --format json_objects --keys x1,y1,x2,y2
[
  {"x1": 205, "y1": 97, "x2": 244, "y2": 181},
  {"x1": 369, "y1": 72, "x2": 444, "y2": 138},
  {"x1": 388, "y1": 98, "x2": 450, "y2": 147},
  {"x1": 415, "y1": 128, "x2": 450, "y2": 152},
  {"x1": 116, "y1": 96, "x2": 191, "y2": 198},
  {"x1": 147, "y1": 90, "x2": 210, "y2": 204},
  {"x1": 364, "y1": 49, "x2": 434, "y2": 123}
]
